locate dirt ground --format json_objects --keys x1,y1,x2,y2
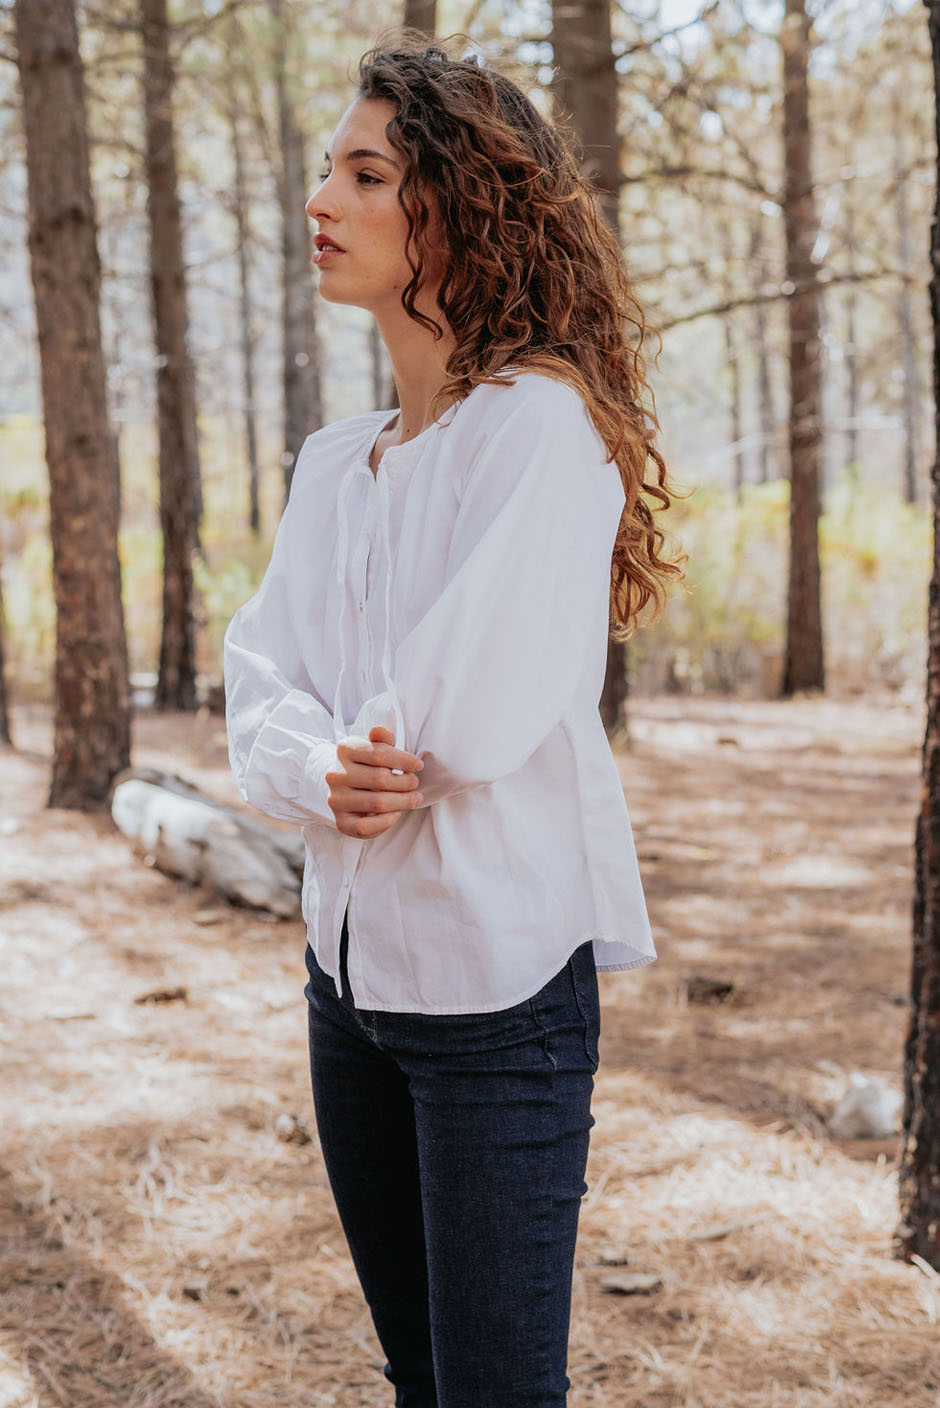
[{"x1": 1, "y1": 693, "x2": 937, "y2": 1408}]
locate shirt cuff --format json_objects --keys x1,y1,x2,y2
[{"x1": 303, "y1": 738, "x2": 341, "y2": 827}]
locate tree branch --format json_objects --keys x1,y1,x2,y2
[{"x1": 657, "y1": 266, "x2": 912, "y2": 330}]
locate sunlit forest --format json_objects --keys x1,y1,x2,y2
[
  {"x1": 0, "y1": 0, "x2": 933, "y2": 702},
  {"x1": 2, "y1": 2, "x2": 939, "y2": 1406}
]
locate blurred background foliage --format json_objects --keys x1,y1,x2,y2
[{"x1": 0, "y1": 0, "x2": 932, "y2": 704}]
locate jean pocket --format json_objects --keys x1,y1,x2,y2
[
  {"x1": 568, "y1": 941, "x2": 600, "y2": 1072},
  {"x1": 303, "y1": 941, "x2": 338, "y2": 1003}
]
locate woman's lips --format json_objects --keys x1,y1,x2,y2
[{"x1": 313, "y1": 232, "x2": 347, "y2": 264}]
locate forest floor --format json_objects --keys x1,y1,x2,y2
[{"x1": 0, "y1": 693, "x2": 937, "y2": 1408}]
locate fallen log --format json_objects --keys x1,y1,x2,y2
[{"x1": 109, "y1": 768, "x2": 302, "y2": 919}]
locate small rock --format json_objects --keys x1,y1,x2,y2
[
  {"x1": 193, "y1": 908, "x2": 227, "y2": 927},
  {"x1": 684, "y1": 973, "x2": 736, "y2": 1004},
  {"x1": 134, "y1": 986, "x2": 188, "y2": 1006},
  {"x1": 600, "y1": 1271, "x2": 663, "y2": 1295},
  {"x1": 828, "y1": 1073, "x2": 903, "y2": 1139},
  {"x1": 0, "y1": 818, "x2": 20, "y2": 836},
  {"x1": 275, "y1": 1112, "x2": 313, "y2": 1145},
  {"x1": 689, "y1": 1219, "x2": 757, "y2": 1242}
]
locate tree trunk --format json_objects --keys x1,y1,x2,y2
[
  {"x1": 551, "y1": 0, "x2": 627, "y2": 736},
  {"x1": 725, "y1": 311, "x2": 744, "y2": 498},
  {"x1": 895, "y1": 0, "x2": 940, "y2": 1274},
  {"x1": 272, "y1": 0, "x2": 323, "y2": 503},
  {"x1": 550, "y1": 0, "x2": 619, "y2": 238},
  {"x1": 141, "y1": 0, "x2": 198, "y2": 712},
  {"x1": 749, "y1": 213, "x2": 776, "y2": 485},
  {"x1": 404, "y1": 0, "x2": 436, "y2": 35},
  {"x1": 719, "y1": 216, "x2": 744, "y2": 498},
  {"x1": 225, "y1": 18, "x2": 262, "y2": 536},
  {"x1": 843, "y1": 189, "x2": 861, "y2": 474},
  {"x1": 14, "y1": 0, "x2": 130, "y2": 807},
  {"x1": 893, "y1": 81, "x2": 923, "y2": 506},
  {"x1": 369, "y1": 320, "x2": 389, "y2": 410},
  {"x1": 780, "y1": 0, "x2": 824, "y2": 696},
  {"x1": 0, "y1": 553, "x2": 11, "y2": 747}
]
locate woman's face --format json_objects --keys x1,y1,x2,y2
[{"x1": 306, "y1": 96, "x2": 444, "y2": 313}]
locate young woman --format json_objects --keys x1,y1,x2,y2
[{"x1": 223, "y1": 30, "x2": 683, "y2": 1408}]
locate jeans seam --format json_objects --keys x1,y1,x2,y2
[
  {"x1": 527, "y1": 997, "x2": 558, "y2": 1071},
  {"x1": 569, "y1": 958, "x2": 599, "y2": 1072}
]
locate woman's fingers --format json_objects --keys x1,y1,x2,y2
[
  {"x1": 328, "y1": 729, "x2": 425, "y2": 836},
  {"x1": 328, "y1": 780, "x2": 423, "y2": 814},
  {"x1": 334, "y1": 809, "x2": 404, "y2": 838},
  {"x1": 333, "y1": 758, "x2": 420, "y2": 792},
  {"x1": 328, "y1": 783, "x2": 422, "y2": 837},
  {"x1": 338, "y1": 736, "x2": 423, "y2": 776}
]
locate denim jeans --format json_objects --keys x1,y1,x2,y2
[{"x1": 303, "y1": 907, "x2": 600, "y2": 1408}]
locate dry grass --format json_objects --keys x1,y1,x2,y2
[{"x1": 0, "y1": 694, "x2": 937, "y2": 1407}]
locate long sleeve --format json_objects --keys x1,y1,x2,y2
[
  {"x1": 223, "y1": 494, "x2": 339, "y2": 828},
  {"x1": 349, "y1": 379, "x2": 624, "y2": 809}
]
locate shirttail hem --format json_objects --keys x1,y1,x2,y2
[
  {"x1": 595, "y1": 956, "x2": 658, "y2": 973},
  {"x1": 305, "y1": 936, "x2": 657, "y2": 1015}
]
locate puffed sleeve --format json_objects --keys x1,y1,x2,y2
[
  {"x1": 349, "y1": 378, "x2": 625, "y2": 808},
  {"x1": 223, "y1": 484, "x2": 339, "y2": 829}
]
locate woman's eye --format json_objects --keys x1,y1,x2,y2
[{"x1": 315, "y1": 169, "x2": 381, "y2": 187}]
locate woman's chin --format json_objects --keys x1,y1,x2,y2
[{"x1": 314, "y1": 282, "x2": 378, "y2": 314}]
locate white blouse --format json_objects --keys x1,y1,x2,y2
[{"x1": 223, "y1": 368, "x2": 656, "y2": 1014}]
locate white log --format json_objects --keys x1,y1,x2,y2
[{"x1": 110, "y1": 768, "x2": 302, "y2": 919}]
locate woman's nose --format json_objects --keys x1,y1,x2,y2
[{"x1": 306, "y1": 179, "x2": 333, "y2": 221}]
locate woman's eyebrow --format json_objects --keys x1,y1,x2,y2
[{"x1": 323, "y1": 147, "x2": 400, "y2": 169}]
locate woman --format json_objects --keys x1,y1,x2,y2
[{"x1": 223, "y1": 30, "x2": 683, "y2": 1407}]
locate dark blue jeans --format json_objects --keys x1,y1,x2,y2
[{"x1": 303, "y1": 907, "x2": 600, "y2": 1407}]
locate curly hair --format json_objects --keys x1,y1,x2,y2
[{"x1": 356, "y1": 29, "x2": 685, "y2": 639}]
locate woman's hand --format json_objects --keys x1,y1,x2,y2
[{"x1": 325, "y1": 724, "x2": 424, "y2": 837}]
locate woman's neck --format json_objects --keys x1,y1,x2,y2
[{"x1": 373, "y1": 295, "x2": 458, "y2": 442}]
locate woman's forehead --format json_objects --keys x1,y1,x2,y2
[{"x1": 328, "y1": 96, "x2": 398, "y2": 159}]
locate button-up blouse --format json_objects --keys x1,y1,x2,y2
[{"x1": 223, "y1": 368, "x2": 656, "y2": 1013}]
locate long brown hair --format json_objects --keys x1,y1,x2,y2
[{"x1": 356, "y1": 30, "x2": 685, "y2": 638}]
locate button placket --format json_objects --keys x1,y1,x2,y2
[{"x1": 359, "y1": 494, "x2": 376, "y2": 691}]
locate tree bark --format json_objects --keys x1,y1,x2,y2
[
  {"x1": 843, "y1": 189, "x2": 861, "y2": 474},
  {"x1": 749, "y1": 212, "x2": 777, "y2": 485},
  {"x1": 719, "y1": 216, "x2": 744, "y2": 498},
  {"x1": 895, "y1": 0, "x2": 940, "y2": 1274},
  {"x1": 272, "y1": 0, "x2": 323, "y2": 503},
  {"x1": 224, "y1": 17, "x2": 262, "y2": 536},
  {"x1": 404, "y1": 0, "x2": 436, "y2": 36},
  {"x1": 893, "y1": 81, "x2": 923, "y2": 506},
  {"x1": 780, "y1": 0, "x2": 825, "y2": 695},
  {"x1": 550, "y1": 0, "x2": 620, "y2": 237},
  {"x1": 551, "y1": 0, "x2": 628, "y2": 736},
  {"x1": 141, "y1": 0, "x2": 199, "y2": 712},
  {"x1": 725, "y1": 311, "x2": 744, "y2": 498},
  {"x1": 0, "y1": 553, "x2": 11, "y2": 747},
  {"x1": 369, "y1": 320, "x2": 390, "y2": 411},
  {"x1": 14, "y1": 0, "x2": 131, "y2": 807}
]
